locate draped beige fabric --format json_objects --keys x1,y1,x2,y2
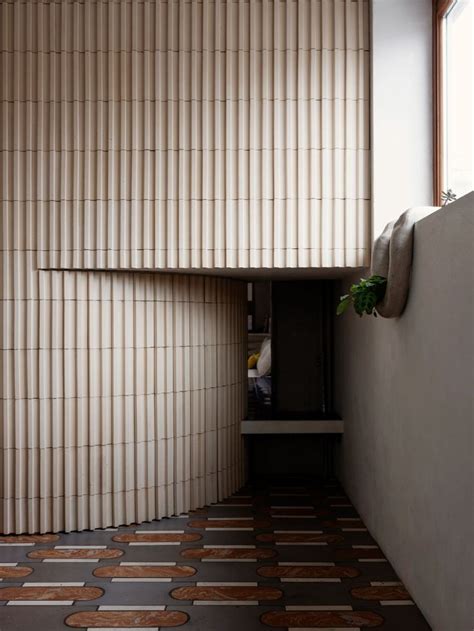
[{"x1": 1, "y1": 0, "x2": 371, "y2": 270}]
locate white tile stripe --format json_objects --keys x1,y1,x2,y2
[
  {"x1": 196, "y1": 582, "x2": 258, "y2": 586},
  {"x1": 270, "y1": 506, "x2": 313, "y2": 509},
  {"x1": 0, "y1": 543, "x2": 34, "y2": 547},
  {"x1": 129, "y1": 542, "x2": 181, "y2": 546},
  {"x1": 202, "y1": 559, "x2": 256, "y2": 563},
  {"x1": 88, "y1": 628, "x2": 160, "y2": 631},
  {"x1": 281, "y1": 578, "x2": 341, "y2": 583},
  {"x1": 0, "y1": 563, "x2": 18, "y2": 566},
  {"x1": 342, "y1": 528, "x2": 367, "y2": 532},
  {"x1": 120, "y1": 562, "x2": 177, "y2": 566},
  {"x1": 207, "y1": 517, "x2": 253, "y2": 521},
  {"x1": 44, "y1": 559, "x2": 99, "y2": 563},
  {"x1": 134, "y1": 530, "x2": 184, "y2": 534},
  {"x1": 271, "y1": 515, "x2": 317, "y2": 519},
  {"x1": 111, "y1": 578, "x2": 172, "y2": 583},
  {"x1": 270, "y1": 494, "x2": 310, "y2": 497},
  {"x1": 213, "y1": 504, "x2": 252, "y2": 507},
  {"x1": 274, "y1": 530, "x2": 323, "y2": 534},
  {"x1": 203, "y1": 545, "x2": 255, "y2": 549},
  {"x1": 286, "y1": 605, "x2": 354, "y2": 611},
  {"x1": 278, "y1": 562, "x2": 335, "y2": 566},
  {"x1": 7, "y1": 601, "x2": 74, "y2": 606},
  {"x1": 276, "y1": 542, "x2": 327, "y2": 546},
  {"x1": 55, "y1": 545, "x2": 107, "y2": 549},
  {"x1": 98, "y1": 606, "x2": 166, "y2": 611},
  {"x1": 23, "y1": 582, "x2": 84, "y2": 586},
  {"x1": 193, "y1": 600, "x2": 259, "y2": 606},
  {"x1": 206, "y1": 528, "x2": 253, "y2": 531},
  {"x1": 272, "y1": 515, "x2": 316, "y2": 519},
  {"x1": 289, "y1": 627, "x2": 360, "y2": 631}
]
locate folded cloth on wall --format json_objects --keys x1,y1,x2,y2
[
  {"x1": 257, "y1": 338, "x2": 271, "y2": 376},
  {"x1": 371, "y1": 206, "x2": 438, "y2": 318}
]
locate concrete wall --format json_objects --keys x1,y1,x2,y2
[
  {"x1": 335, "y1": 193, "x2": 474, "y2": 630},
  {"x1": 371, "y1": 0, "x2": 433, "y2": 235}
]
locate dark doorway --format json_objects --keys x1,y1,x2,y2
[{"x1": 272, "y1": 280, "x2": 335, "y2": 419}]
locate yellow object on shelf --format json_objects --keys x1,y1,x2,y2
[{"x1": 248, "y1": 353, "x2": 260, "y2": 369}]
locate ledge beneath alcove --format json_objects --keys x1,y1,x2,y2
[{"x1": 241, "y1": 419, "x2": 344, "y2": 434}]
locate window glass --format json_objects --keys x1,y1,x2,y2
[{"x1": 443, "y1": 0, "x2": 474, "y2": 198}]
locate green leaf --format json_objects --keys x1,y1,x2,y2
[
  {"x1": 336, "y1": 296, "x2": 351, "y2": 315},
  {"x1": 336, "y1": 274, "x2": 387, "y2": 319}
]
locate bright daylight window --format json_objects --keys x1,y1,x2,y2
[{"x1": 435, "y1": 0, "x2": 474, "y2": 203}]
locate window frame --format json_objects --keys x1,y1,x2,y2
[{"x1": 433, "y1": 0, "x2": 457, "y2": 205}]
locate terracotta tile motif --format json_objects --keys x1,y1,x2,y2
[
  {"x1": 261, "y1": 610, "x2": 385, "y2": 628},
  {"x1": 0, "y1": 566, "x2": 33, "y2": 578},
  {"x1": 93, "y1": 564, "x2": 197, "y2": 578},
  {"x1": 0, "y1": 534, "x2": 60, "y2": 543},
  {"x1": 181, "y1": 547, "x2": 277, "y2": 560},
  {"x1": 0, "y1": 586, "x2": 104, "y2": 601},
  {"x1": 352, "y1": 585, "x2": 412, "y2": 601},
  {"x1": 65, "y1": 610, "x2": 189, "y2": 628},
  {"x1": 113, "y1": 533, "x2": 201, "y2": 543},
  {"x1": 257, "y1": 564, "x2": 360, "y2": 579},
  {"x1": 0, "y1": 480, "x2": 430, "y2": 631},
  {"x1": 257, "y1": 532, "x2": 344, "y2": 544},
  {"x1": 28, "y1": 548, "x2": 124, "y2": 560},
  {"x1": 188, "y1": 519, "x2": 271, "y2": 529},
  {"x1": 171, "y1": 585, "x2": 283, "y2": 601}
]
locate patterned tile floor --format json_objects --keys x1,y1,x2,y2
[{"x1": 0, "y1": 480, "x2": 431, "y2": 630}]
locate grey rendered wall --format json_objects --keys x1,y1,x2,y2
[{"x1": 335, "y1": 193, "x2": 474, "y2": 630}]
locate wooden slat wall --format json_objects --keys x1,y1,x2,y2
[
  {"x1": 1, "y1": 0, "x2": 371, "y2": 270},
  {"x1": 0, "y1": 204, "x2": 246, "y2": 533}
]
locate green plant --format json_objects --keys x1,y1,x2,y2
[
  {"x1": 337, "y1": 275, "x2": 387, "y2": 318},
  {"x1": 441, "y1": 189, "x2": 457, "y2": 205}
]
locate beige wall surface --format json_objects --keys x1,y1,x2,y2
[
  {"x1": 335, "y1": 193, "x2": 474, "y2": 630},
  {"x1": 1, "y1": 0, "x2": 371, "y2": 270},
  {"x1": 1, "y1": 204, "x2": 246, "y2": 533}
]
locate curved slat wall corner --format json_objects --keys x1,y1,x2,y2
[
  {"x1": 1, "y1": 207, "x2": 247, "y2": 533},
  {"x1": 1, "y1": 0, "x2": 371, "y2": 271}
]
